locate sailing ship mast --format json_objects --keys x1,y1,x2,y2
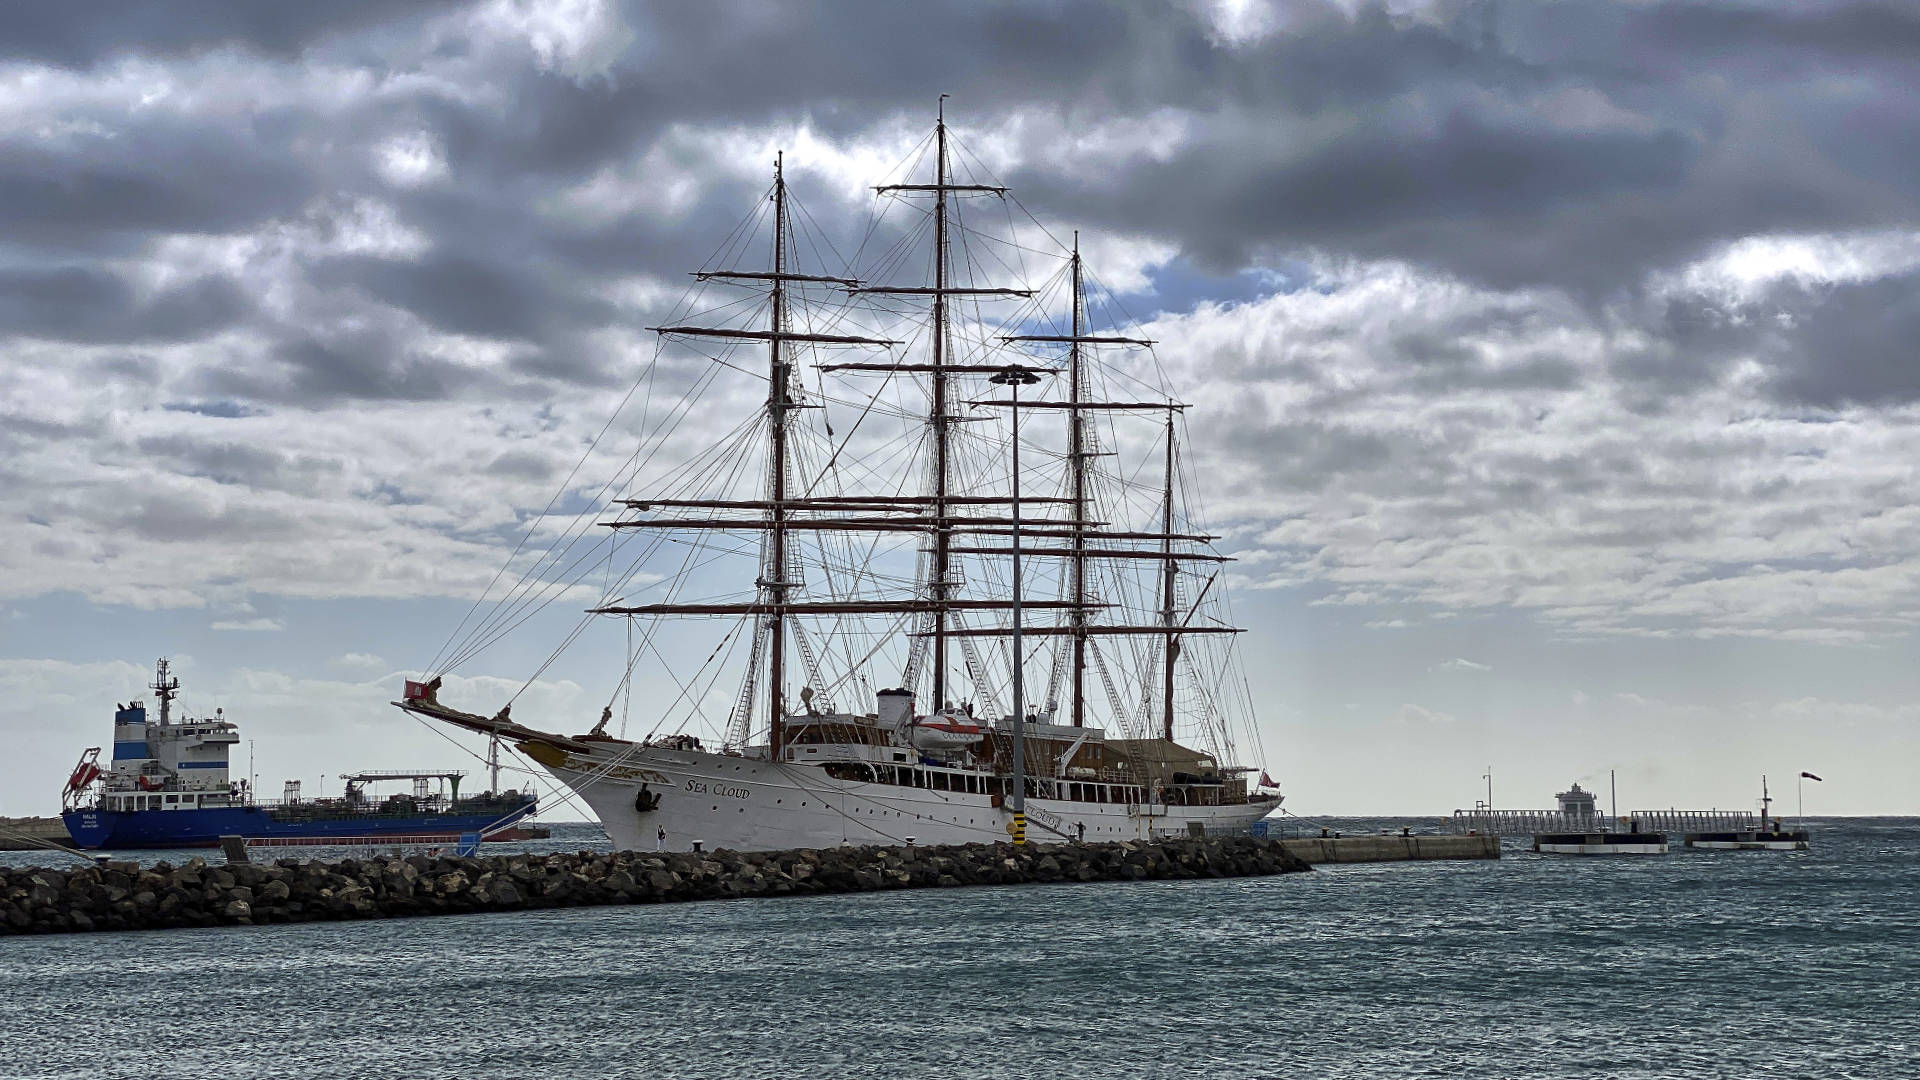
[
  {"x1": 1161, "y1": 411, "x2": 1178, "y2": 740},
  {"x1": 857, "y1": 96, "x2": 1027, "y2": 710},
  {"x1": 767, "y1": 153, "x2": 791, "y2": 757},
  {"x1": 583, "y1": 105, "x2": 1245, "y2": 758},
  {"x1": 401, "y1": 105, "x2": 1284, "y2": 855},
  {"x1": 624, "y1": 158, "x2": 887, "y2": 758},
  {"x1": 998, "y1": 238, "x2": 1162, "y2": 732}
]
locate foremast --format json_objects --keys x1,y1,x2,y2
[{"x1": 636, "y1": 157, "x2": 888, "y2": 758}]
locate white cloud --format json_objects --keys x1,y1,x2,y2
[
  {"x1": 1392, "y1": 702, "x2": 1456, "y2": 726},
  {"x1": 375, "y1": 131, "x2": 448, "y2": 188},
  {"x1": 210, "y1": 617, "x2": 285, "y2": 632},
  {"x1": 329, "y1": 652, "x2": 389, "y2": 674},
  {"x1": 1430, "y1": 658, "x2": 1490, "y2": 672},
  {"x1": 480, "y1": 0, "x2": 635, "y2": 85}
]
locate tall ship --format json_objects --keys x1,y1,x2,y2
[
  {"x1": 63, "y1": 660, "x2": 537, "y2": 849},
  {"x1": 401, "y1": 105, "x2": 1281, "y2": 852}
]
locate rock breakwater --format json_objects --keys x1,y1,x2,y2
[{"x1": 1, "y1": 836, "x2": 1309, "y2": 936}]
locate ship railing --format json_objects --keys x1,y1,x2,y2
[
  {"x1": 1450, "y1": 809, "x2": 1615, "y2": 837},
  {"x1": 1451, "y1": 808, "x2": 1760, "y2": 837},
  {"x1": 1627, "y1": 809, "x2": 1760, "y2": 833}
]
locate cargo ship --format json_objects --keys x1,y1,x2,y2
[{"x1": 61, "y1": 660, "x2": 537, "y2": 849}]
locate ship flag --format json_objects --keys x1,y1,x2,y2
[
  {"x1": 1258, "y1": 771, "x2": 1276, "y2": 789},
  {"x1": 1800, "y1": 771, "x2": 1824, "y2": 782}
]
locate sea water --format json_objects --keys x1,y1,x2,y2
[{"x1": 2, "y1": 818, "x2": 1913, "y2": 1079}]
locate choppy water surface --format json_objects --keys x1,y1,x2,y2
[{"x1": 4, "y1": 818, "x2": 1913, "y2": 1079}]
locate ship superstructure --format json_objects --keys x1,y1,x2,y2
[{"x1": 402, "y1": 105, "x2": 1280, "y2": 851}]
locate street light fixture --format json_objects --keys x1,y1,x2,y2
[{"x1": 988, "y1": 364, "x2": 1043, "y2": 837}]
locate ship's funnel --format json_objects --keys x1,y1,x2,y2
[{"x1": 876, "y1": 688, "x2": 914, "y2": 729}]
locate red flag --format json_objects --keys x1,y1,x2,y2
[
  {"x1": 404, "y1": 680, "x2": 429, "y2": 700},
  {"x1": 1800, "y1": 771, "x2": 1824, "y2": 782},
  {"x1": 1258, "y1": 771, "x2": 1276, "y2": 788}
]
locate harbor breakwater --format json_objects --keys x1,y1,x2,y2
[{"x1": 1, "y1": 836, "x2": 1311, "y2": 935}]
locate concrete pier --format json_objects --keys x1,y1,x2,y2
[
  {"x1": 0, "y1": 817, "x2": 73, "y2": 852},
  {"x1": 1278, "y1": 833, "x2": 1500, "y2": 864}
]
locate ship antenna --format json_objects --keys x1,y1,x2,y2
[{"x1": 151, "y1": 658, "x2": 180, "y2": 726}]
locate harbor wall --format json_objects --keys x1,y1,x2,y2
[
  {"x1": 0, "y1": 835, "x2": 1311, "y2": 936},
  {"x1": 0, "y1": 817, "x2": 72, "y2": 852},
  {"x1": 1279, "y1": 834, "x2": 1500, "y2": 864}
]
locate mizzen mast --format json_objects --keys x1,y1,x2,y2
[{"x1": 999, "y1": 237, "x2": 1155, "y2": 729}]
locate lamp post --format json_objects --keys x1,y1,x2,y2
[{"x1": 990, "y1": 363, "x2": 1042, "y2": 842}]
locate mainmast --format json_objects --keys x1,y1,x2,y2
[
  {"x1": 767, "y1": 153, "x2": 792, "y2": 757},
  {"x1": 861, "y1": 97, "x2": 1024, "y2": 710},
  {"x1": 1160, "y1": 413, "x2": 1179, "y2": 741},
  {"x1": 931, "y1": 101, "x2": 952, "y2": 712},
  {"x1": 1069, "y1": 234, "x2": 1088, "y2": 728}
]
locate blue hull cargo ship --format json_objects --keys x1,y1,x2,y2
[{"x1": 61, "y1": 660, "x2": 536, "y2": 850}]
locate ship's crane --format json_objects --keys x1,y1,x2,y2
[{"x1": 339, "y1": 770, "x2": 468, "y2": 804}]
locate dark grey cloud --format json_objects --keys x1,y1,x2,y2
[
  {"x1": 2, "y1": 1, "x2": 1917, "y2": 442},
  {"x1": 311, "y1": 250, "x2": 617, "y2": 342},
  {"x1": 0, "y1": 119, "x2": 316, "y2": 251},
  {"x1": 163, "y1": 400, "x2": 261, "y2": 419},
  {"x1": 1764, "y1": 272, "x2": 1920, "y2": 407},
  {"x1": 0, "y1": 266, "x2": 249, "y2": 344},
  {"x1": 134, "y1": 432, "x2": 342, "y2": 494},
  {"x1": 0, "y1": 1, "x2": 464, "y2": 67},
  {"x1": 186, "y1": 325, "x2": 492, "y2": 406}
]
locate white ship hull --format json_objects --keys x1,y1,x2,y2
[
  {"x1": 538, "y1": 743, "x2": 1276, "y2": 852},
  {"x1": 1533, "y1": 837, "x2": 1670, "y2": 855},
  {"x1": 1685, "y1": 836, "x2": 1808, "y2": 851}
]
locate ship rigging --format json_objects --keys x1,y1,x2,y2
[{"x1": 401, "y1": 104, "x2": 1277, "y2": 851}]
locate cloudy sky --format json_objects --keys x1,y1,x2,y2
[{"x1": 4, "y1": 0, "x2": 1917, "y2": 820}]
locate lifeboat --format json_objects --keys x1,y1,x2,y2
[{"x1": 908, "y1": 712, "x2": 985, "y2": 751}]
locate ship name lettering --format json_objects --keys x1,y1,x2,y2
[{"x1": 714, "y1": 784, "x2": 750, "y2": 800}]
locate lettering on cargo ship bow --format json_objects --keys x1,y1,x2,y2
[{"x1": 684, "y1": 780, "x2": 751, "y2": 800}]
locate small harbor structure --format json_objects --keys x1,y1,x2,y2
[
  {"x1": 1452, "y1": 776, "x2": 1789, "y2": 854},
  {"x1": 1531, "y1": 828, "x2": 1670, "y2": 856},
  {"x1": 1682, "y1": 776, "x2": 1810, "y2": 851}
]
